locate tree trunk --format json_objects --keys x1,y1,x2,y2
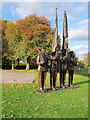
[
  {"x1": 26, "y1": 57, "x2": 30, "y2": 70},
  {"x1": 26, "y1": 62, "x2": 30, "y2": 70},
  {"x1": 12, "y1": 59, "x2": 15, "y2": 70},
  {"x1": 17, "y1": 58, "x2": 19, "y2": 66}
]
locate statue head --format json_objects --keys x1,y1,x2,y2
[
  {"x1": 69, "y1": 51, "x2": 73, "y2": 56},
  {"x1": 52, "y1": 47, "x2": 57, "y2": 53},
  {"x1": 61, "y1": 49, "x2": 66, "y2": 56},
  {"x1": 42, "y1": 46, "x2": 46, "y2": 54}
]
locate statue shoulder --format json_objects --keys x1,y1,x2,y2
[
  {"x1": 45, "y1": 54, "x2": 48, "y2": 58},
  {"x1": 37, "y1": 54, "x2": 42, "y2": 59}
]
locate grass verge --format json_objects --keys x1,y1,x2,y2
[{"x1": 2, "y1": 72, "x2": 88, "y2": 118}]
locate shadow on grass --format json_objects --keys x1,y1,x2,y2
[
  {"x1": 36, "y1": 85, "x2": 79, "y2": 93},
  {"x1": 75, "y1": 73, "x2": 90, "y2": 77},
  {"x1": 73, "y1": 80, "x2": 90, "y2": 86}
]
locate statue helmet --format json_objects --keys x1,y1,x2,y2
[
  {"x1": 69, "y1": 51, "x2": 73, "y2": 54},
  {"x1": 52, "y1": 47, "x2": 57, "y2": 53},
  {"x1": 61, "y1": 49, "x2": 66, "y2": 52},
  {"x1": 42, "y1": 46, "x2": 46, "y2": 50}
]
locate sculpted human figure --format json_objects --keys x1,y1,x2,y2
[
  {"x1": 37, "y1": 46, "x2": 48, "y2": 92},
  {"x1": 50, "y1": 48, "x2": 58, "y2": 91},
  {"x1": 60, "y1": 49, "x2": 68, "y2": 88},
  {"x1": 68, "y1": 51, "x2": 79, "y2": 87}
]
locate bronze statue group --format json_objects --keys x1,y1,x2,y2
[{"x1": 37, "y1": 9, "x2": 79, "y2": 93}]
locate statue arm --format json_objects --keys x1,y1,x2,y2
[
  {"x1": 63, "y1": 55, "x2": 67, "y2": 60},
  {"x1": 47, "y1": 55, "x2": 51, "y2": 60},
  {"x1": 37, "y1": 55, "x2": 43, "y2": 65},
  {"x1": 60, "y1": 56, "x2": 63, "y2": 62},
  {"x1": 49, "y1": 52, "x2": 58, "y2": 60},
  {"x1": 52, "y1": 53, "x2": 58, "y2": 60}
]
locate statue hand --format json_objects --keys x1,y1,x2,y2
[
  {"x1": 77, "y1": 62, "x2": 79, "y2": 66},
  {"x1": 63, "y1": 55, "x2": 67, "y2": 59},
  {"x1": 51, "y1": 56, "x2": 53, "y2": 59}
]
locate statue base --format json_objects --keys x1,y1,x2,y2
[{"x1": 35, "y1": 85, "x2": 79, "y2": 93}]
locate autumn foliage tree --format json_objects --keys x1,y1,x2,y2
[
  {"x1": 4, "y1": 20, "x2": 19, "y2": 70},
  {"x1": 83, "y1": 53, "x2": 88, "y2": 70},
  {"x1": 15, "y1": 14, "x2": 60, "y2": 70},
  {"x1": 2, "y1": 19, "x2": 13, "y2": 69},
  {"x1": 4, "y1": 14, "x2": 61, "y2": 70}
]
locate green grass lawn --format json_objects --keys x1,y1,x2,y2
[
  {"x1": 2, "y1": 71, "x2": 88, "y2": 119},
  {"x1": 75, "y1": 68, "x2": 89, "y2": 77}
]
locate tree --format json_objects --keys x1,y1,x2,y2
[
  {"x1": 83, "y1": 53, "x2": 88, "y2": 70},
  {"x1": 78, "y1": 60, "x2": 84, "y2": 69},
  {"x1": 15, "y1": 14, "x2": 61, "y2": 70},
  {"x1": 1, "y1": 19, "x2": 12, "y2": 69},
  {"x1": 4, "y1": 14, "x2": 61, "y2": 70},
  {"x1": 4, "y1": 20, "x2": 18, "y2": 70}
]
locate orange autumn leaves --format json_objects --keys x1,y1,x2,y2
[
  {"x1": 64, "y1": 104, "x2": 73, "y2": 107},
  {"x1": 15, "y1": 14, "x2": 52, "y2": 41},
  {"x1": 4, "y1": 14, "x2": 54, "y2": 60}
]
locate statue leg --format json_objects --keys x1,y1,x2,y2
[
  {"x1": 52, "y1": 70, "x2": 55, "y2": 91},
  {"x1": 68, "y1": 70, "x2": 70, "y2": 86},
  {"x1": 60, "y1": 71, "x2": 64, "y2": 88},
  {"x1": 50, "y1": 70, "x2": 52, "y2": 90},
  {"x1": 69, "y1": 70, "x2": 72, "y2": 87},
  {"x1": 63, "y1": 70, "x2": 66, "y2": 87},
  {"x1": 71, "y1": 70, "x2": 74, "y2": 86},
  {"x1": 60, "y1": 70, "x2": 62, "y2": 88},
  {"x1": 42, "y1": 71, "x2": 44, "y2": 90},
  {"x1": 62, "y1": 71, "x2": 65, "y2": 88},
  {"x1": 54, "y1": 71, "x2": 57, "y2": 90},
  {"x1": 38, "y1": 71, "x2": 42, "y2": 91},
  {"x1": 43, "y1": 72, "x2": 47, "y2": 92},
  {"x1": 53, "y1": 71, "x2": 55, "y2": 88}
]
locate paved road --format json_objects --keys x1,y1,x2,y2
[{"x1": 0, "y1": 70, "x2": 36, "y2": 83}]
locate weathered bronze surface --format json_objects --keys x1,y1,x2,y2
[
  {"x1": 62, "y1": 11, "x2": 68, "y2": 50},
  {"x1": 59, "y1": 11, "x2": 69, "y2": 88},
  {"x1": 68, "y1": 51, "x2": 78, "y2": 87},
  {"x1": 37, "y1": 46, "x2": 48, "y2": 92},
  {"x1": 50, "y1": 8, "x2": 58, "y2": 91},
  {"x1": 52, "y1": 8, "x2": 58, "y2": 52},
  {"x1": 36, "y1": 10, "x2": 79, "y2": 92},
  {"x1": 60, "y1": 49, "x2": 68, "y2": 88},
  {"x1": 50, "y1": 50, "x2": 58, "y2": 90}
]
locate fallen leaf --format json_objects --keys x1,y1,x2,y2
[
  {"x1": 64, "y1": 105, "x2": 66, "y2": 107},
  {"x1": 86, "y1": 105, "x2": 88, "y2": 107},
  {"x1": 8, "y1": 102, "x2": 11, "y2": 104},
  {"x1": 59, "y1": 95, "x2": 62, "y2": 96},
  {"x1": 11, "y1": 115, "x2": 13, "y2": 117},
  {"x1": 71, "y1": 104, "x2": 73, "y2": 107},
  {"x1": 26, "y1": 101, "x2": 29, "y2": 103}
]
